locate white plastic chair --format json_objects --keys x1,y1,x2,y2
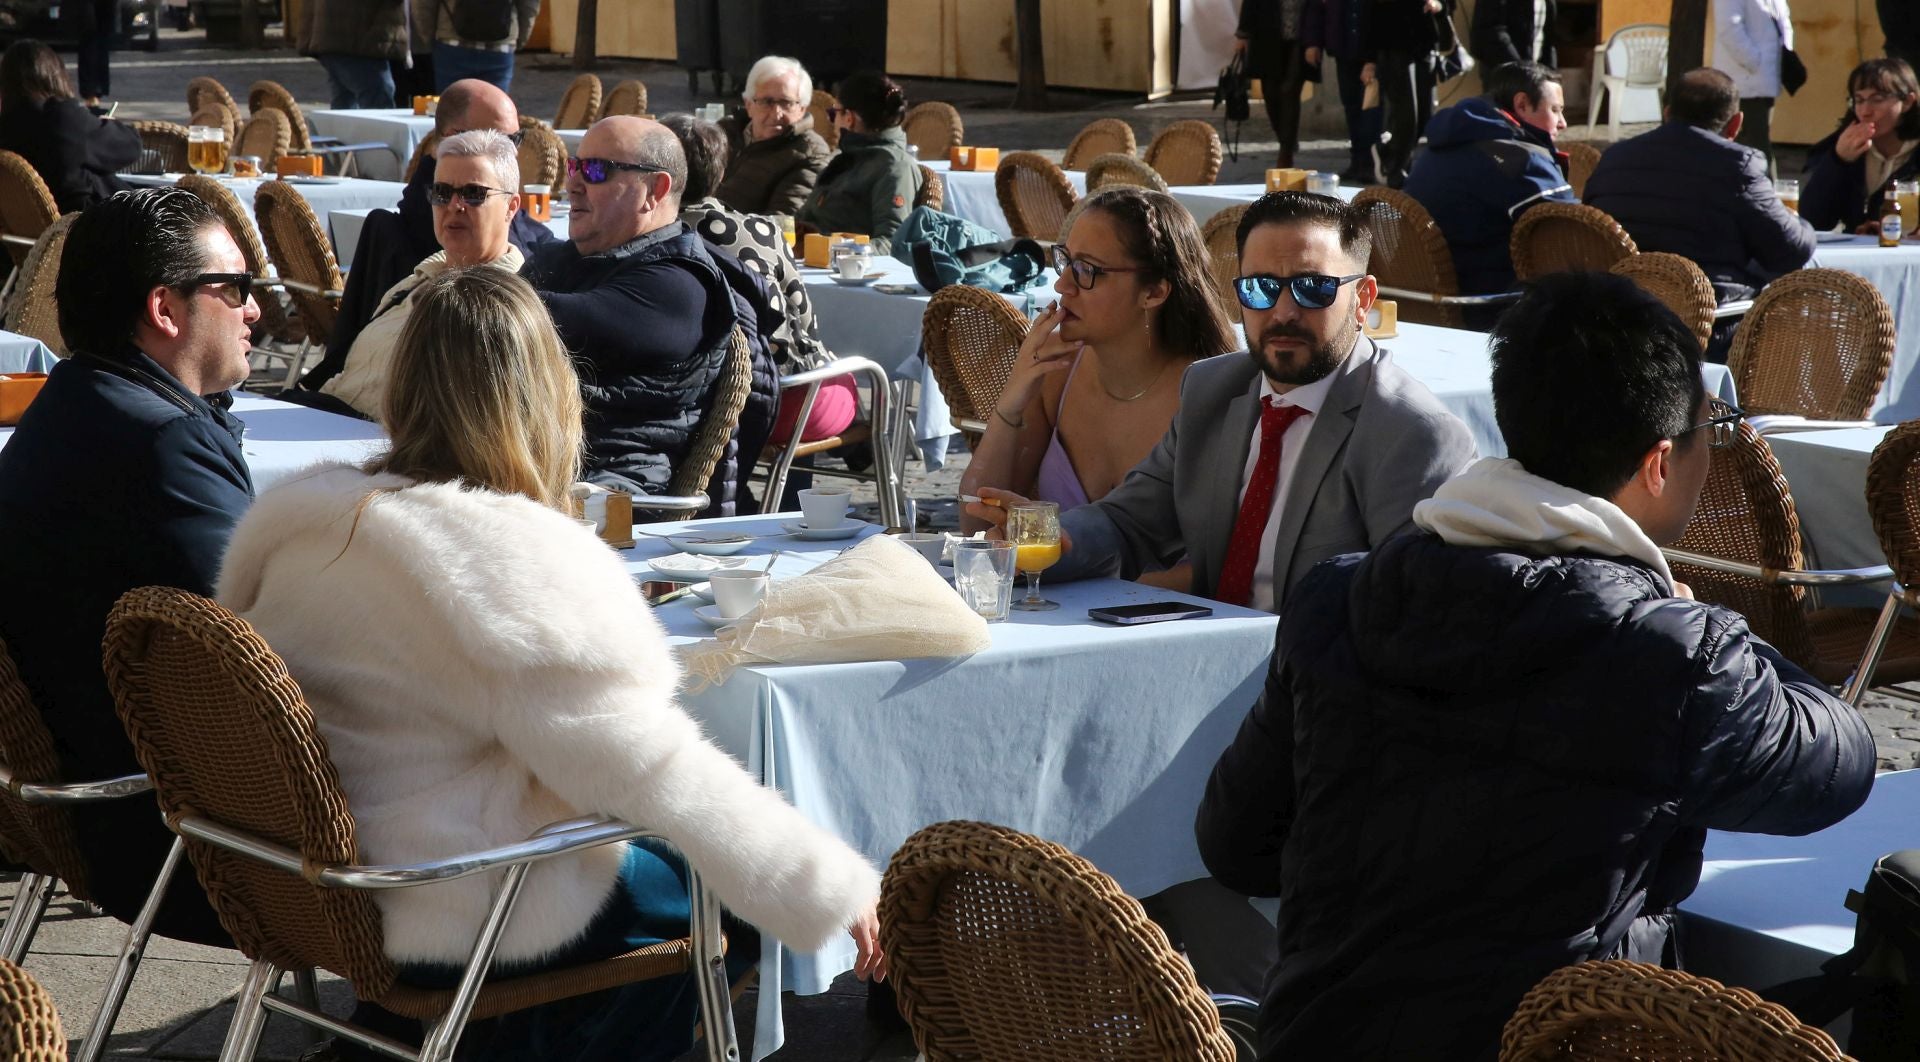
[{"x1": 1587, "y1": 23, "x2": 1670, "y2": 142}]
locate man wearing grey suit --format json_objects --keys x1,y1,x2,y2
[{"x1": 969, "y1": 191, "x2": 1475, "y2": 994}]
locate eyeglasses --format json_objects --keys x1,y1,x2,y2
[
  {"x1": 566, "y1": 156, "x2": 668, "y2": 184},
  {"x1": 427, "y1": 182, "x2": 513, "y2": 207},
  {"x1": 750, "y1": 96, "x2": 805, "y2": 112},
  {"x1": 178, "y1": 272, "x2": 254, "y2": 308},
  {"x1": 1851, "y1": 92, "x2": 1899, "y2": 108},
  {"x1": 1679, "y1": 399, "x2": 1744, "y2": 450},
  {"x1": 1050, "y1": 245, "x2": 1147, "y2": 290},
  {"x1": 825, "y1": 106, "x2": 846, "y2": 121},
  {"x1": 1233, "y1": 272, "x2": 1365, "y2": 311}
]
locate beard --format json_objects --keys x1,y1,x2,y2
[{"x1": 1248, "y1": 319, "x2": 1354, "y2": 387}]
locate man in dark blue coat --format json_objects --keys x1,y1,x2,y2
[
  {"x1": 1195, "y1": 272, "x2": 1876, "y2": 1062},
  {"x1": 1402, "y1": 61, "x2": 1573, "y2": 305},
  {"x1": 0, "y1": 188, "x2": 262, "y2": 946},
  {"x1": 1585, "y1": 67, "x2": 1813, "y2": 306}
]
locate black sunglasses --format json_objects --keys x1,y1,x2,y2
[
  {"x1": 1050, "y1": 245, "x2": 1147, "y2": 290},
  {"x1": 1234, "y1": 273, "x2": 1365, "y2": 311},
  {"x1": 179, "y1": 272, "x2": 254, "y2": 308},
  {"x1": 1680, "y1": 399, "x2": 1744, "y2": 450},
  {"x1": 427, "y1": 182, "x2": 513, "y2": 206},
  {"x1": 566, "y1": 157, "x2": 669, "y2": 184}
]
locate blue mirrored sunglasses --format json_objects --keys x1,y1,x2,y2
[
  {"x1": 1234, "y1": 272, "x2": 1364, "y2": 311},
  {"x1": 566, "y1": 156, "x2": 669, "y2": 184}
]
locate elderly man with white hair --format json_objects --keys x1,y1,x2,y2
[
  {"x1": 321, "y1": 128, "x2": 525, "y2": 419},
  {"x1": 715, "y1": 54, "x2": 833, "y2": 216}
]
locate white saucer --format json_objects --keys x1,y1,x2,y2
[
  {"x1": 665, "y1": 533, "x2": 754, "y2": 556},
  {"x1": 648, "y1": 553, "x2": 752, "y2": 582},
  {"x1": 281, "y1": 175, "x2": 344, "y2": 184},
  {"x1": 693, "y1": 604, "x2": 742, "y2": 628},
  {"x1": 689, "y1": 581, "x2": 715, "y2": 603},
  {"x1": 829, "y1": 272, "x2": 881, "y2": 286},
  {"x1": 782, "y1": 518, "x2": 867, "y2": 541},
  {"x1": 1814, "y1": 230, "x2": 1860, "y2": 243}
]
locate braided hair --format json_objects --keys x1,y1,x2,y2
[{"x1": 1071, "y1": 186, "x2": 1236, "y2": 363}]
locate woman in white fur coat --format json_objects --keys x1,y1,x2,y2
[{"x1": 217, "y1": 267, "x2": 883, "y2": 1060}]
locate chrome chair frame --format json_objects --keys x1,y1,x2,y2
[
  {"x1": 758, "y1": 356, "x2": 904, "y2": 528},
  {"x1": 174, "y1": 814, "x2": 738, "y2": 1062}
]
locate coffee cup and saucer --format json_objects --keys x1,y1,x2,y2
[
  {"x1": 829, "y1": 256, "x2": 881, "y2": 286},
  {"x1": 693, "y1": 570, "x2": 769, "y2": 628},
  {"x1": 783, "y1": 487, "x2": 867, "y2": 540}
]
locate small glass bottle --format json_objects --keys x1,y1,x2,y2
[{"x1": 1882, "y1": 195, "x2": 1904, "y2": 248}]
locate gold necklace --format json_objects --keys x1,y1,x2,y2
[{"x1": 1098, "y1": 358, "x2": 1169, "y2": 402}]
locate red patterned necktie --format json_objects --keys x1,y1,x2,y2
[{"x1": 1216, "y1": 398, "x2": 1312, "y2": 607}]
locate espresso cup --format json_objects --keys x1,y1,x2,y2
[
  {"x1": 837, "y1": 254, "x2": 869, "y2": 280},
  {"x1": 897, "y1": 532, "x2": 946, "y2": 565},
  {"x1": 709, "y1": 570, "x2": 769, "y2": 620},
  {"x1": 797, "y1": 487, "x2": 851, "y2": 529}
]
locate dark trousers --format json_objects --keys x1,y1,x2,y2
[
  {"x1": 1376, "y1": 48, "x2": 1436, "y2": 186},
  {"x1": 1333, "y1": 55, "x2": 1383, "y2": 175},
  {"x1": 75, "y1": 0, "x2": 114, "y2": 99},
  {"x1": 1254, "y1": 40, "x2": 1310, "y2": 156},
  {"x1": 1736, "y1": 96, "x2": 1775, "y2": 169}
]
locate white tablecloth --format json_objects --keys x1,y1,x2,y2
[
  {"x1": 1762, "y1": 426, "x2": 1896, "y2": 610},
  {"x1": 1813, "y1": 237, "x2": 1920, "y2": 421},
  {"x1": 627, "y1": 513, "x2": 1278, "y2": 1059},
  {"x1": 921, "y1": 158, "x2": 1088, "y2": 239},
  {"x1": 306, "y1": 108, "x2": 435, "y2": 181},
  {"x1": 0, "y1": 330, "x2": 55, "y2": 374},
  {"x1": 557, "y1": 128, "x2": 586, "y2": 153}
]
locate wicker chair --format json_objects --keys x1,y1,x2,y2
[
  {"x1": 247, "y1": 80, "x2": 313, "y2": 152},
  {"x1": 191, "y1": 102, "x2": 239, "y2": 145},
  {"x1": 1143, "y1": 120, "x2": 1224, "y2": 186},
  {"x1": 1085, "y1": 152, "x2": 1170, "y2": 194},
  {"x1": 555, "y1": 73, "x2": 602, "y2": 128},
  {"x1": 1610, "y1": 252, "x2": 1715, "y2": 352},
  {"x1": 810, "y1": 90, "x2": 841, "y2": 151},
  {"x1": 1666, "y1": 420, "x2": 1920, "y2": 694},
  {"x1": 185, "y1": 75, "x2": 238, "y2": 120},
  {"x1": 994, "y1": 152, "x2": 1077, "y2": 241},
  {"x1": 1726, "y1": 268, "x2": 1893, "y2": 424},
  {"x1": 1500, "y1": 960, "x2": 1847, "y2": 1061},
  {"x1": 1062, "y1": 118, "x2": 1138, "y2": 171},
  {"x1": 233, "y1": 108, "x2": 292, "y2": 164},
  {"x1": 0, "y1": 150, "x2": 58, "y2": 271},
  {"x1": 915, "y1": 164, "x2": 944, "y2": 210},
  {"x1": 633, "y1": 328, "x2": 756, "y2": 520},
  {"x1": 601, "y1": 79, "x2": 649, "y2": 118},
  {"x1": 179, "y1": 174, "x2": 301, "y2": 349},
  {"x1": 1351, "y1": 187, "x2": 1483, "y2": 328},
  {"x1": 903, "y1": 101, "x2": 964, "y2": 160},
  {"x1": 1199, "y1": 205, "x2": 1248, "y2": 319},
  {"x1": 1509, "y1": 202, "x2": 1638, "y2": 280},
  {"x1": 403, "y1": 129, "x2": 442, "y2": 184},
  {"x1": 922, "y1": 286, "x2": 1031, "y2": 448},
  {"x1": 254, "y1": 180, "x2": 345, "y2": 361},
  {"x1": 0, "y1": 959, "x2": 65, "y2": 1062},
  {"x1": 517, "y1": 117, "x2": 566, "y2": 191},
  {"x1": 0, "y1": 215, "x2": 74, "y2": 357},
  {"x1": 881, "y1": 821, "x2": 1237, "y2": 1061},
  {"x1": 1864, "y1": 421, "x2": 1920, "y2": 696},
  {"x1": 100, "y1": 586, "x2": 738, "y2": 1062},
  {"x1": 1564, "y1": 141, "x2": 1603, "y2": 198},
  {"x1": 125, "y1": 120, "x2": 189, "y2": 174}
]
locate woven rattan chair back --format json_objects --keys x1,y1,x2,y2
[
  {"x1": 1510, "y1": 202, "x2": 1637, "y2": 280},
  {"x1": 1062, "y1": 118, "x2": 1138, "y2": 171},
  {"x1": 254, "y1": 179, "x2": 344, "y2": 346},
  {"x1": 0, "y1": 636, "x2": 94, "y2": 902},
  {"x1": 234, "y1": 108, "x2": 292, "y2": 164},
  {"x1": 1727, "y1": 268, "x2": 1894, "y2": 421},
  {"x1": 191, "y1": 102, "x2": 239, "y2": 144},
  {"x1": 1668, "y1": 421, "x2": 1823, "y2": 669},
  {"x1": 1564, "y1": 142, "x2": 1603, "y2": 198},
  {"x1": 1142, "y1": 120, "x2": 1223, "y2": 186},
  {"x1": 517, "y1": 118, "x2": 565, "y2": 191},
  {"x1": 1351, "y1": 186, "x2": 1464, "y2": 328},
  {"x1": 903, "y1": 102, "x2": 964, "y2": 160},
  {"x1": 186, "y1": 76, "x2": 238, "y2": 120},
  {"x1": 1, "y1": 214, "x2": 74, "y2": 357},
  {"x1": 809, "y1": 90, "x2": 841, "y2": 151},
  {"x1": 179, "y1": 174, "x2": 299, "y2": 344},
  {"x1": 0, "y1": 150, "x2": 57, "y2": 270},
  {"x1": 555, "y1": 74, "x2": 602, "y2": 129},
  {"x1": 881, "y1": 821, "x2": 1236, "y2": 1061},
  {"x1": 1868, "y1": 420, "x2": 1920, "y2": 598},
  {"x1": 101, "y1": 586, "x2": 401, "y2": 1001},
  {"x1": 127, "y1": 120, "x2": 189, "y2": 174},
  {"x1": 1084, "y1": 152, "x2": 1170, "y2": 194},
  {"x1": 404, "y1": 129, "x2": 442, "y2": 184},
  {"x1": 601, "y1": 79, "x2": 649, "y2": 118},
  {"x1": 663, "y1": 328, "x2": 755, "y2": 510},
  {"x1": 923, "y1": 286, "x2": 1031, "y2": 448},
  {"x1": 1200, "y1": 204, "x2": 1248, "y2": 318},
  {"x1": 0, "y1": 958, "x2": 66, "y2": 1061},
  {"x1": 247, "y1": 80, "x2": 312, "y2": 152},
  {"x1": 915, "y1": 164, "x2": 944, "y2": 210},
  {"x1": 994, "y1": 152, "x2": 1076, "y2": 240},
  {"x1": 1610, "y1": 252, "x2": 1715, "y2": 352},
  {"x1": 1500, "y1": 959, "x2": 1847, "y2": 1061}
]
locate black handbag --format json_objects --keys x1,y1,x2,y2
[
  {"x1": 1213, "y1": 52, "x2": 1252, "y2": 163},
  {"x1": 1764, "y1": 849, "x2": 1920, "y2": 1059},
  {"x1": 1782, "y1": 46, "x2": 1809, "y2": 96}
]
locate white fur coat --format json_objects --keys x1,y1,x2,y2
[{"x1": 216, "y1": 464, "x2": 879, "y2": 965}]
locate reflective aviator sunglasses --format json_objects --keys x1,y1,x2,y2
[{"x1": 1234, "y1": 272, "x2": 1364, "y2": 311}]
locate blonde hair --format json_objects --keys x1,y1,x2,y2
[{"x1": 367, "y1": 267, "x2": 583, "y2": 511}]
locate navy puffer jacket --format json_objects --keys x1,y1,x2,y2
[{"x1": 1197, "y1": 533, "x2": 1876, "y2": 1062}]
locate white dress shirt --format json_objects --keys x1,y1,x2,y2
[{"x1": 1236, "y1": 352, "x2": 1359, "y2": 614}]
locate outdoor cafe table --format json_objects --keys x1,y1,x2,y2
[
  {"x1": 0, "y1": 330, "x2": 54, "y2": 374},
  {"x1": 626, "y1": 513, "x2": 1278, "y2": 1058},
  {"x1": 305, "y1": 108, "x2": 436, "y2": 181},
  {"x1": 1813, "y1": 235, "x2": 1920, "y2": 421}
]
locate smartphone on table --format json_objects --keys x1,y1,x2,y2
[{"x1": 1087, "y1": 601, "x2": 1213, "y2": 625}]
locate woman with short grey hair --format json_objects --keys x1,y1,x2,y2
[{"x1": 714, "y1": 54, "x2": 832, "y2": 216}]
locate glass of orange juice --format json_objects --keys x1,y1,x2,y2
[{"x1": 1008, "y1": 501, "x2": 1061, "y2": 612}]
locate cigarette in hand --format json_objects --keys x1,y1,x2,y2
[{"x1": 958, "y1": 494, "x2": 1002, "y2": 507}]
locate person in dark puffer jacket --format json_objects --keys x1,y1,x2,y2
[
  {"x1": 797, "y1": 70, "x2": 921, "y2": 255},
  {"x1": 523, "y1": 116, "x2": 758, "y2": 508},
  {"x1": 1801, "y1": 57, "x2": 1920, "y2": 234},
  {"x1": 1196, "y1": 272, "x2": 1876, "y2": 1062}
]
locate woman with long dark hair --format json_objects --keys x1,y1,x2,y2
[
  {"x1": 0, "y1": 39, "x2": 138, "y2": 212},
  {"x1": 1801, "y1": 57, "x2": 1920, "y2": 233}
]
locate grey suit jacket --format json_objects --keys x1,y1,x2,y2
[{"x1": 1055, "y1": 339, "x2": 1477, "y2": 611}]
